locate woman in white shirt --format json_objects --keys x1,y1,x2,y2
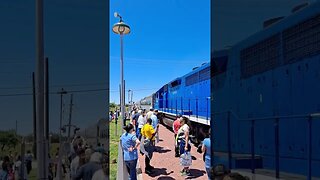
[
  {"x1": 137, "y1": 110, "x2": 147, "y2": 140},
  {"x1": 177, "y1": 116, "x2": 191, "y2": 176}
]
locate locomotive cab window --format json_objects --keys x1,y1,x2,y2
[
  {"x1": 212, "y1": 56, "x2": 228, "y2": 77},
  {"x1": 170, "y1": 79, "x2": 181, "y2": 88}
]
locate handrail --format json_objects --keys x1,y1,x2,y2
[
  {"x1": 212, "y1": 110, "x2": 320, "y2": 180},
  {"x1": 212, "y1": 110, "x2": 320, "y2": 121}
]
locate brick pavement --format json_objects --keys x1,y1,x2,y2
[{"x1": 138, "y1": 124, "x2": 208, "y2": 180}]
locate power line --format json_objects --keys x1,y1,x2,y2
[
  {"x1": 0, "y1": 87, "x2": 160, "y2": 97},
  {"x1": 0, "y1": 88, "x2": 108, "y2": 97},
  {"x1": 0, "y1": 82, "x2": 108, "y2": 90}
]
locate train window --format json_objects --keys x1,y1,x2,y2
[
  {"x1": 240, "y1": 34, "x2": 280, "y2": 78},
  {"x1": 199, "y1": 67, "x2": 210, "y2": 81},
  {"x1": 283, "y1": 13, "x2": 320, "y2": 64},
  {"x1": 170, "y1": 79, "x2": 181, "y2": 88},
  {"x1": 163, "y1": 84, "x2": 168, "y2": 92},
  {"x1": 186, "y1": 72, "x2": 199, "y2": 86},
  {"x1": 212, "y1": 56, "x2": 228, "y2": 77}
]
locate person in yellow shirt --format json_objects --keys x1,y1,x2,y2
[{"x1": 141, "y1": 118, "x2": 157, "y2": 174}]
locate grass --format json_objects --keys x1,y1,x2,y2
[
  {"x1": 29, "y1": 168, "x2": 37, "y2": 180},
  {"x1": 109, "y1": 118, "x2": 125, "y2": 180}
]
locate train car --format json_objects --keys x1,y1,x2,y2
[
  {"x1": 213, "y1": 2, "x2": 320, "y2": 177},
  {"x1": 153, "y1": 62, "x2": 211, "y2": 144}
]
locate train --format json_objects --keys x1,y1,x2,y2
[
  {"x1": 149, "y1": 1, "x2": 320, "y2": 178},
  {"x1": 152, "y1": 62, "x2": 211, "y2": 145}
]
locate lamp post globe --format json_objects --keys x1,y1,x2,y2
[{"x1": 112, "y1": 21, "x2": 131, "y2": 35}]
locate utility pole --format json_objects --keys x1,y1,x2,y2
[
  {"x1": 44, "y1": 57, "x2": 49, "y2": 178},
  {"x1": 15, "y1": 120, "x2": 17, "y2": 136},
  {"x1": 35, "y1": 0, "x2": 46, "y2": 178},
  {"x1": 32, "y1": 72, "x2": 37, "y2": 159},
  {"x1": 57, "y1": 88, "x2": 67, "y2": 180},
  {"x1": 67, "y1": 94, "x2": 74, "y2": 142},
  {"x1": 131, "y1": 90, "x2": 133, "y2": 110}
]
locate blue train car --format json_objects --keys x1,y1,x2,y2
[
  {"x1": 213, "y1": 2, "x2": 320, "y2": 178},
  {"x1": 153, "y1": 62, "x2": 211, "y2": 143}
]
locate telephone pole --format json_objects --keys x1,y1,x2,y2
[
  {"x1": 35, "y1": 0, "x2": 47, "y2": 178},
  {"x1": 67, "y1": 94, "x2": 74, "y2": 142}
]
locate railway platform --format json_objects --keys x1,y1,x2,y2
[{"x1": 137, "y1": 124, "x2": 208, "y2": 180}]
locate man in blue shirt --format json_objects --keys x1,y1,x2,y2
[
  {"x1": 150, "y1": 109, "x2": 159, "y2": 146},
  {"x1": 202, "y1": 129, "x2": 212, "y2": 180},
  {"x1": 150, "y1": 109, "x2": 158, "y2": 129},
  {"x1": 120, "y1": 124, "x2": 140, "y2": 180}
]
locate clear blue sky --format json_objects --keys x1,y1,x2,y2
[
  {"x1": 110, "y1": 0, "x2": 210, "y2": 104},
  {"x1": 0, "y1": 0, "x2": 309, "y2": 135},
  {"x1": 0, "y1": 0, "x2": 107, "y2": 135}
]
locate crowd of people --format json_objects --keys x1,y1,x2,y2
[
  {"x1": 0, "y1": 151, "x2": 32, "y2": 180},
  {"x1": 62, "y1": 137, "x2": 107, "y2": 180},
  {"x1": 119, "y1": 107, "x2": 250, "y2": 180}
]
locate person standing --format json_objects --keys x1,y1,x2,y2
[
  {"x1": 141, "y1": 118, "x2": 157, "y2": 174},
  {"x1": 133, "y1": 110, "x2": 141, "y2": 132},
  {"x1": 14, "y1": 155, "x2": 28, "y2": 180},
  {"x1": 120, "y1": 124, "x2": 140, "y2": 180},
  {"x1": 70, "y1": 148, "x2": 85, "y2": 178},
  {"x1": 0, "y1": 162, "x2": 8, "y2": 180},
  {"x1": 137, "y1": 110, "x2": 147, "y2": 140},
  {"x1": 25, "y1": 150, "x2": 32, "y2": 175},
  {"x1": 146, "y1": 108, "x2": 154, "y2": 120},
  {"x1": 173, "y1": 114, "x2": 182, "y2": 157},
  {"x1": 202, "y1": 129, "x2": 212, "y2": 180},
  {"x1": 73, "y1": 152, "x2": 103, "y2": 180},
  {"x1": 177, "y1": 116, "x2": 191, "y2": 176},
  {"x1": 150, "y1": 109, "x2": 159, "y2": 145}
]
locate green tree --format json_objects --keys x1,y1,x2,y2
[{"x1": 0, "y1": 131, "x2": 18, "y2": 151}]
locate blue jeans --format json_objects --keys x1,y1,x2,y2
[
  {"x1": 206, "y1": 167, "x2": 213, "y2": 180},
  {"x1": 125, "y1": 159, "x2": 137, "y2": 180},
  {"x1": 136, "y1": 128, "x2": 141, "y2": 140},
  {"x1": 179, "y1": 139, "x2": 191, "y2": 155}
]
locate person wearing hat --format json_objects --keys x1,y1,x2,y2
[
  {"x1": 120, "y1": 124, "x2": 140, "y2": 180},
  {"x1": 173, "y1": 114, "x2": 182, "y2": 157},
  {"x1": 146, "y1": 108, "x2": 154, "y2": 120}
]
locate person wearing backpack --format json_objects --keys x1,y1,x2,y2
[{"x1": 141, "y1": 118, "x2": 157, "y2": 174}]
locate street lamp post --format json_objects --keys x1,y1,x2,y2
[{"x1": 112, "y1": 12, "x2": 130, "y2": 128}]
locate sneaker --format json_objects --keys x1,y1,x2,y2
[
  {"x1": 181, "y1": 171, "x2": 187, "y2": 176},
  {"x1": 149, "y1": 165, "x2": 154, "y2": 169},
  {"x1": 185, "y1": 170, "x2": 191, "y2": 176}
]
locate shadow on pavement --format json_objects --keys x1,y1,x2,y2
[
  {"x1": 147, "y1": 168, "x2": 173, "y2": 178},
  {"x1": 157, "y1": 176, "x2": 175, "y2": 180},
  {"x1": 154, "y1": 146, "x2": 171, "y2": 154},
  {"x1": 185, "y1": 169, "x2": 206, "y2": 179}
]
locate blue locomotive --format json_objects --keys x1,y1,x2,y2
[
  {"x1": 213, "y1": 1, "x2": 320, "y2": 178},
  {"x1": 152, "y1": 62, "x2": 211, "y2": 144},
  {"x1": 151, "y1": 1, "x2": 320, "y2": 178}
]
